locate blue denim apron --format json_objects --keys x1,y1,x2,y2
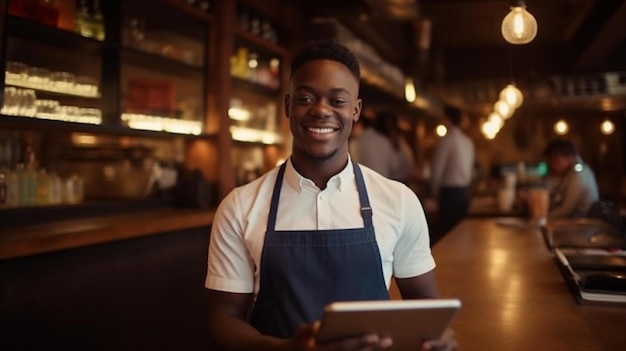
[{"x1": 250, "y1": 162, "x2": 389, "y2": 338}]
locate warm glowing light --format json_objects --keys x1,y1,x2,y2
[
  {"x1": 121, "y1": 113, "x2": 203, "y2": 135},
  {"x1": 435, "y1": 124, "x2": 447, "y2": 137},
  {"x1": 494, "y1": 100, "x2": 514, "y2": 119},
  {"x1": 488, "y1": 112, "x2": 504, "y2": 129},
  {"x1": 499, "y1": 84, "x2": 523, "y2": 108},
  {"x1": 481, "y1": 120, "x2": 500, "y2": 139},
  {"x1": 554, "y1": 119, "x2": 569, "y2": 135},
  {"x1": 600, "y1": 119, "x2": 615, "y2": 135},
  {"x1": 501, "y1": 2, "x2": 538, "y2": 45},
  {"x1": 72, "y1": 134, "x2": 97, "y2": 145},
  {"x1": 248, "y1": 59, "x2": 258, "y2": 69},
  {"x1": 228, "y1": 106, "x2": 251, "y2": 121},
  {"x1": 404, "y1": 77, "x2": 416, "y2": 103},
  {"x1": 230, "y1": 126, "x2": 283, "y2": 144}
]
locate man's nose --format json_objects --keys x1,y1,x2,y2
[{"x1": 310, "y1": 100, "x2": 332, "y2": 118}]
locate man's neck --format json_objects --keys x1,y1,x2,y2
[{"x1": 290, "y1": 153, "x2": 349, "y2": 190}]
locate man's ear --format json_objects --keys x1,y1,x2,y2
[
  {"x1": 354, "y1": 98, "x2": 362, "y2": 122},
  {"x1": 284, "y1": 94, "x2": 291, "y2": 118}
]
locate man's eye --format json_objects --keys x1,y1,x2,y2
[
  {"x1": 296, "y1": 96, "x2": 314, "y2": 104},
  {"x1": 331, "y1": 99, "x2": 347, "y2": 106}
]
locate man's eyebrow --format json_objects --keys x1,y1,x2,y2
[{"x1": 294, "y1": 85, "x2": 352, "y2": 95}]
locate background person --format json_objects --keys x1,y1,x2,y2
[
  {"x1": 430, "y1": 105, "x2": 474, "y2": 240},
  {"x1": 543, "y1": 138, "x2": 599, "y2": 219}
]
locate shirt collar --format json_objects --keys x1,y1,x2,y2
[{"x1": 284, "y1": 156, "x2": 354, "y2": 193}]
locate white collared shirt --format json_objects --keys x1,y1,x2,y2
[
  {"x1": 206, "y1": 157, "x2": 435, "y2": 295},
  {"x1": 430, "y1": 126, "x2": 474, "y2": 195}
]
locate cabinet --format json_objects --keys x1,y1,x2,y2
[
  {"x1": 227, "y1": 0, "x2": 295, "y2": 185},
  {"x1": 0, "y1": 0, "x2": 219, "y2": 210},
  {"x1": 0, "y1": 0, "x2": 299, "y2": 212}
]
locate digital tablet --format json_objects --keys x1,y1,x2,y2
[{"x1": 315, "y1": 299, "x2": 461, "y2": 350}]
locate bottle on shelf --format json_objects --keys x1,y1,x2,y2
[
  {"x1": 92, "y1": 0, "x2": 105, "y2": 41},
  {"x1": 5, "y1": 169, "x2": 19, "y2": 208},
  {"x1": 36, "y1": 168, "x2": 50, "y2": 206},
  {"x1": 75, "y1": 0, "x2": 94, "y2": 38}
]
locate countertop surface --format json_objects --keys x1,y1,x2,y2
[
  {"x1": 0, "y1": 208, "x2": 216, "y2": 260},
  {"x1": 429, "y1": 218, "x2": 626, "y2": 351}
]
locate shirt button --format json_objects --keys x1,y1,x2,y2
[{"x1": 319, "y1": 195, "x2": 324, "y2": 200}]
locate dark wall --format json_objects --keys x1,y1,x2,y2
[{"x1": 0, "y1": 226, "x2": 211, "y2": 351}]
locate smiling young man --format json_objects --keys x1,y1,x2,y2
[{"x1": 205, "y1": 40, "x2": 456, "y2": 351}]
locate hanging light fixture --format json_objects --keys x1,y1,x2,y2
[
  {"x1": 554, "y1": 119, "x2": 569, "y2": 135},
  {"x1": 435, "y1": 124, "x2": 447, "y2": 137},
  {"x1": 404, "y1": 77, "x2": 416, "y2": 103},
  {"x1": 488, "y1": 112, "x2": 504, "y2": 129},
  {"x1": 501, "y1": 0, "x2": 538, "y2": 45},
  {"x1": 499, "y1": 84, "x2": 524, "y2": 108},
  {"x1": 494, "y1": 100, "x2": 514, "y2": 119},
  {"x1": 600, "y1": 119, "x2": 615, "y2": 135}
]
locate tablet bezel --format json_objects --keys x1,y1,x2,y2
[{"x1": 315, "y1": 299, "x2": 461, "y2": 350}]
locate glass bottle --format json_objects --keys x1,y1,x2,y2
[
  {"x1": 92, "y1": 0, "x2": 105, "y2": 41},
  {"x1": 36, "y1": 169, "x2": 50, "y2": 206},
  {"x1": 75, "y1": 0, "x2": 94, "y2": 38},
  {"x1": 6, "y1": 169, "x2": 19, "y2": 208},
  {"x1": 48, "y1": 172, "x2": 62, "y2": 205}
]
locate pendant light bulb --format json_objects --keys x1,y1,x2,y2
[
  {"x1": 499, "y1": 84, "x2": 523, "y2": 108},
  {"x1": 600, "y1": 119, "x2": 615, "y2": 135},
  {"x1": 501, "y1": 1, "x2": 538, "y2": 45},
  {"x1": 405, "y1": 77, "x2": 416, "y2": 103},
  {"x1": 494, "y1": 100, "x2": 514, "y2": 119}
]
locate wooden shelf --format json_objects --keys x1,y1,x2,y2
[
  {"x1": 232, "y1": 76, "x2": 280, "y2": 96},
  {"x1": 235, "y1": 28, "x2": 288, "y2": 57},
  {"x1": 163, "y1": 0, "x2": 214, "y2": 22},
  {"x1": 0, "y1": 114, "x2": 217, "y2": 140},
  {"x1": 122, "y1": 47, "x2": 205, "y2": 73},
  {"x1": 5, "y1": 16, "x2": 103, "y2": 55}
]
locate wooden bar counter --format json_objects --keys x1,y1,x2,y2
[
  {"x1": 431, "y1": 218, "x2": 626, "y2": 351},
  {"x1": 0, "y1": 208, "x2": 215, "y2": 260}
]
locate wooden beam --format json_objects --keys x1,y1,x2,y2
[{"x1": 576, "y1": 2, "x2": 626, "y2": 70}]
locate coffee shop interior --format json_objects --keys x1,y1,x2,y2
[{"x1": 1, "y1": 0, "x2": 625, "y2": 350}]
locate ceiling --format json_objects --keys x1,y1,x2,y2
[{"x1": 301, "y1": 0, "x2": 626, "y2": 115}]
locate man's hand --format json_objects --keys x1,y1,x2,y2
[
  {"x1": 421, "y1": 328, "x2": 457, "y2": 351},
  {"x1": 288, "y1": 322, "x2": 393, "y2": 351}
]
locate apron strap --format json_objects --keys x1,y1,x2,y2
[
  {"x1": 352, "y1": 162, "x2": 373, "y2": 229},
  {"x1": 267, "y1": 161, "x2": 373, "y2": 231},
  {"x1": 267, "y1": 162, "x2": 287, "y2": 232}
]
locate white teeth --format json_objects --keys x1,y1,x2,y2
[{"x1": 308, "y1": 127, "x2": 334, "y2": 134}]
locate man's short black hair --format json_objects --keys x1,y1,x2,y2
[
  {"x1": 290, "y1": 40, "x2": 360, "y2": 80},
  {"x1": 444, "y1": 105, "x2": 462, "y2": 126},
  {"x1": 544, "y1": 138, "x2": 577, "y2": 157}
]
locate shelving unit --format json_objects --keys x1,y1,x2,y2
[{"x1": 0, "y1": 0, "x2": 300, "y2": 211}]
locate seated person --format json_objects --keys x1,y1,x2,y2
[{"x1": 543, "y1": 139, "x2": 599, "y2": 218}]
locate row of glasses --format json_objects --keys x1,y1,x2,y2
[
  {"x1": 2, "y1": 87, "x2": 37, "y2": 117},
  {"x1": 2, "y1": 87, "x2": 102, "y2": 124},
  {"x1": 5, "y1": 61, "x2": 99, "y2": 97}
]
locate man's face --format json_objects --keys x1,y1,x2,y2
[
  {"x1": 285, "y1": 60, "x2": 361, "y2": 161},
  {"x1": 547, "y1": 153, "x2": 574, "y2": 176}
]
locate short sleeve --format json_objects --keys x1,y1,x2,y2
[
  {"x1": 392, "y1": 189, "x2": 436, "y2": 278},
  {"x1": 205, "y1": 189, "x2": 255, "y2": 293}
]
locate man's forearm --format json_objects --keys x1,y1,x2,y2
[{"x1": 208, "y1": 313, "x2": 289, "y2": 351}]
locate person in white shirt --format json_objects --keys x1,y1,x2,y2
[
  {"x1": 543, "y1": 139, "x2": 599, "y2": 218},
  {"x1": 351, "y1": 111, "x2": 397, "y2": 178},
  {"x1": 430, "y1": 105, "x2": 475, "y2": 240},
  {"x1": 205, "y1": 40, "x2": 456, "y2": 351}
]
